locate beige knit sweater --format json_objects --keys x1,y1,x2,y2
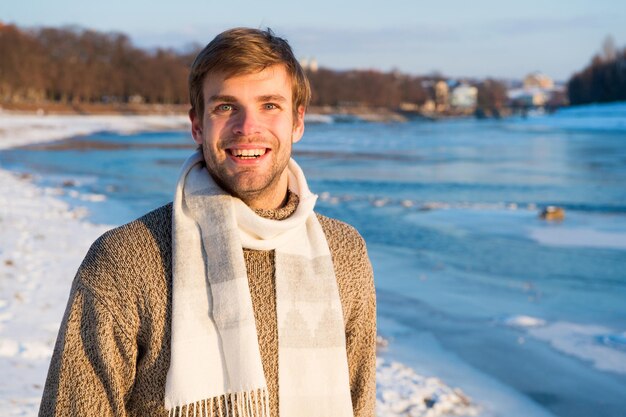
[{"x1": 39, "y1": 193, "x2": 376, "y2": 417}]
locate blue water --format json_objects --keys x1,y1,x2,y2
[{"x1": 1, "y1": 103, "x2": 625, "y2": 417}]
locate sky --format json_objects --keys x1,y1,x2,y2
[{"x1": 3, "y1": 0, "x2": 626, "y2": 81}]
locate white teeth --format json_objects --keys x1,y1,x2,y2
[{"x1": 231, "y1": 148, "x2": 266, "y2": 157}]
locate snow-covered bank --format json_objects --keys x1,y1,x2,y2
[
  {"x1": 377, "y1": 357, "x2": 480, "y2": 417},
  {"x1": 0, "y1": 114, "x2": 479, "y2": 416},
  {"x1": 0, "y1": 113, "x2": 188, "y2": 150},
  {"x1": 0, "y1": 169, "x2": 110, "y2": 415}
]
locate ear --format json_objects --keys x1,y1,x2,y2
[
  {"x1": 292, "y1": 105, "x2": 305, "y2": 144},
  {"x1": 189, "y1": 108, "x2": 203, "y2": 145}
]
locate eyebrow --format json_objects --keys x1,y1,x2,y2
[
  {"x1": 207, "y1": 94, "x2": 287, "y2": 103},
  {"x1": 208, "y1": 95, "x2": 237, "y2": 103},
  {"x1": 257, "y1": 94, "x2": 287, "y2": 103}
]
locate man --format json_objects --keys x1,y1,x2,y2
[{"x1": 39, "y1": 28, "x2": 376, "y2": 417}]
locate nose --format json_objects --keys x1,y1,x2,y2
[{"x1": 231, "y1": 108, "x2": 262, "y2": 136}]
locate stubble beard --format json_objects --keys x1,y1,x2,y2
[{"x1": 200, "y1": 141, "x2": 292, "y2": 207}]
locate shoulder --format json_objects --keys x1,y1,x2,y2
[
  {"x1": 316, "y1": 213, "x2": 367, "y2": 252},
  {"x1": 77, "y1": 203, "x2": 172, "y2": 292},
  {"x1": 66, "y1": 204, "x2": 172, "y2": 343},
  {"x1": 315, "y1": 213, "x2": 375, "y2": 323},
  {"x1": 96, "y1": 203, "x2": 172, "y2": 251},
  {"x1": 315, "y1": 212, "x2": 372, "y2": 282}
]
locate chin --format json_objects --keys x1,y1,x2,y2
[
  {"x1": 234, "y1": 177, "x2": 285, "y2": 202},
  {"x1": 231, "y1": 183, "x2": 271, "y2": 199}
]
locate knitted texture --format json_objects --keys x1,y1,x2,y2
[
  {"x1": 169, "y1": 154, "x2": 352, "y2": 416},
  {"x1": 39, "y1": 194, "x2": 376, "y2": 417}
]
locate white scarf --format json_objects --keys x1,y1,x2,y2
[{"x1": 166, "y1": 151, "x2": 353, "y2": 417}]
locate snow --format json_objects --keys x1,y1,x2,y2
[
  {"x1": 528, "y1": 227, "x2": 626, "y2": 250},
  {"x1": 499, "y1": 314, "x2": 626, "y2": 375},
  {"x1": 0, "y1": 113, "x2": 189, "y2": 150},
  {"x1": 0, "y1": 113, "x2": 479, "y2": 416},
  {"x1": 377, "y1": 358, "x2": 481, "y2": 417},
  {"x1": 0, "y1": 166, "x2": 111, "y2": 414},
  {"x1": 529, "y1": 322, "x2": 626, "y2": 375},
  {"x1": 500, "y1": 315, "x2": 547, "y2": 328}
]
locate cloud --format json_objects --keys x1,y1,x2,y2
[{"x1": 484, "y1": 14, "x2": 605, "y2": 37}]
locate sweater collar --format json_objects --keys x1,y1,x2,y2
[{"x1": 252, "y1": 191, "x2": 299, "y2": 221}]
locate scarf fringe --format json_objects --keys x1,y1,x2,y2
[{"x1": 168, "y1": 388, "x2": 270, "y2": 417}]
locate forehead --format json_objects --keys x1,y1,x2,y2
[{"x1": 202, "y1": 65, "x2": 293, "y2": 99}]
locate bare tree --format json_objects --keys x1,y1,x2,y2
[{"x1": 602, "y1": 35, "x2": 617, "y2": 62}]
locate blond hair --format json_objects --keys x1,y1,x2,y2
[{"x1": 189, "y1": 27, "x2": 311, "y2": 120}]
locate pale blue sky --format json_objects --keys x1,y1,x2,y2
[{"x1": 3, "y1": 0, "x2": 626, "y2": 81}]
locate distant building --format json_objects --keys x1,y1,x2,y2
[
  {"x1": 299, "y1": 57, "x2": 318, "y2": 73},
  {"x1": 446, "y1": 79, "x2": 460, "y2": 89},
  {"x1": 508, "y1": 88, "x2": 549, "y2": 107},
  {"x1": 523, "y1": 72, "x2": 554, "y2": 90},
  {"x1": 399, "y1": 102, "x2": 420, "y2": 111},
  {"x1": 508, "y1": 72, "x2": 566, "y2": 109},
  {"x1": 450, "y1": 84, "x2": 478, "y2": 109},
  {"x1": 434, "y1": 80, "x2": 449, "y2": 111},
  {"x1": 421, "y1": 99, "x2": 436, "y2": 113},
  {"x1": 129, "y1": 94, "x2": 145, "y2": 104}
]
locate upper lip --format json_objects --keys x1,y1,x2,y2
[
  {"x1": 225, "y1": 143, "x2": 271, "y2": 157},
  {"x1": 226, "y1": 144, "x2": 270, "y2": 150},
  {"x1": 225, "y1": 141, "x2": 272, "y2": 153}
]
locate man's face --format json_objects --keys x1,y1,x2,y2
[{"x1": 190, "y1": 65, "x2": 305, "y2": 209}]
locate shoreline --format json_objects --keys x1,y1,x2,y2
[
  {"x1": 0, "y1": 113, "x2": 479, "y2": 416},
  {"x1": 0, "y1": 103, "x2": 462, "y2": 124}
]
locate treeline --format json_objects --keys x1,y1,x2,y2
[
  {"x1": 0, "y1": 23, "x2": 433, "y2": 109},
  {"x1": 0, "y1": 23, "x2": 193, "y2": 105},
  {"x1": 307, "y1": 68, "x2": 429, "y2": 107},
  {"x1": 568, "y1": 37, "x2": 626, "y2": 105},
  {"x1": 307, "y1": 69, "x2": 509, "y2": 114},
  {"x1": 0, "y1": 23, "x2": 506, "y2": 112}
]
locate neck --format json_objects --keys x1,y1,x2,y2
[
  {"x1": 238, "y1": 172, "x2": 290, "y2": 210},
  {"x1": 242, "y1": 189, "x2": 289, "y2": 211}
]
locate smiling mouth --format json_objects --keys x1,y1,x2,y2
[{"x1": 227, "y1": 148, "x2": 268, "y2": 159}]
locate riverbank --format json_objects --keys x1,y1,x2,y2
[
  {"x1": 1, "y1": 102, "x2": 410, "y2": 122},
  {"x1": 0, "y1": 101, "x2": 189, "y2": 116},
  {"x1": 1, "y1": 101, "x2": 522, "y2": 123},
  {"x1": 0, "y1": 114, "x2": 480, "y2": 416}
]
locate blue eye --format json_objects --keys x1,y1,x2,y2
[
  {"x1": 216, "y1": 104, "x2": 233, "y2": 112},
  {"x1": 264, "y1": 103, "x2": 278, "y2": 110}
]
